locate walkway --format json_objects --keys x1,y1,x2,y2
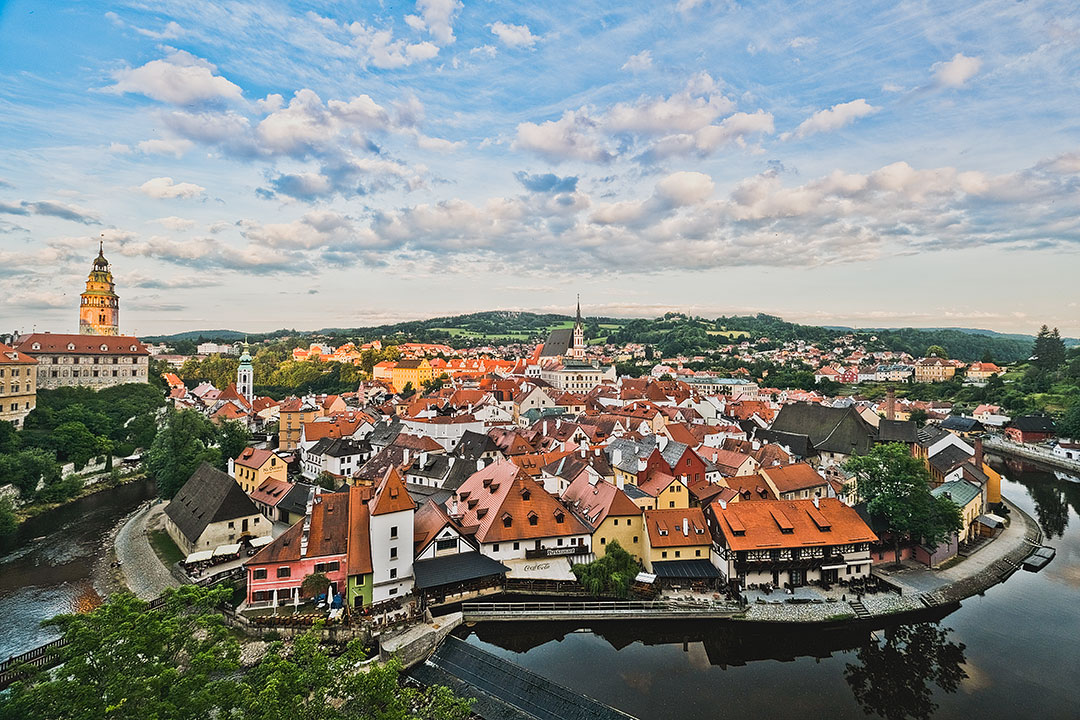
[
  {"x1": 409, "y1": 635, "x2": 636, "y2": 720},
  {"x1": 874, "y1": 498, "x2": 1041, "y2": 604},
  {"x1": 114, "y1": 500, "x2": 181, "y2": 600},
  {"x1": 461, "y1": 599, "x2": 739, "y2": 622}
]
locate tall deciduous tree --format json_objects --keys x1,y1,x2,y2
[
  {"x1": 215, "y1": 419, "x2": 251, "y2": 470},
  {"x1": 572, "y1": 540, "x2": 641, "y2": 598},
  {"x1": 147, "y1": 409, "x2": 221, "y2": 499},
  {"x1": 844, "y1": 444, "x2": 962, "y2": 566}
]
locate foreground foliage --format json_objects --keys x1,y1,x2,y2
[{"x1": 0, "y1": 586, "x2": 472, "y2": 720}]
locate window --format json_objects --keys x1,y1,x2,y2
[
  {"x1": 613, "y1": 519, "x2": 618, "y2": 526},
  {"x1": 686, "y1": 458, "x2": 691, "y2": 466},
  {"x1": 277, "y1": 567, "x2": 291, "y2": 578},
  {"x1": 390, "y1": 525, "x2": 398, "y2": 539},
  {"x1": 253, "y1": 569, "x2": 267, "y2": 580},
  {"x1": 513, "y1": 542, "x2": 520, "y2": 550},
  {"x1": 675, "y1": 550, "x2": 681, "y2": 558},
  {"x1": 557, "y1": 538, "x2": 563, "y2": 546},
  {"x1": 695, "y1": 549, "x2": 702, "y2": 557},
  {"x1": 492, "y1": 544, "x2": 500, "y2": 552},
  {"x1": 389, "y1": 568, "x2": 397, "y2": 579},
  {"x1": 436, "y1": 538, "x2": 456, "y2": 552},
  {"x1": 528, "y1": 514, "x2": 538, "y2": 526},
  {"x1": 633, "y1": 536, "x2": 638, "y2": 543},
  {"x1": 662, "y1": 551, "x2": 668, "y2": 558},
  {"x1": 600, "y1": 537, "x2": 606, "y2": 545},
  {"x1": 228, "y1": 522, "x2": 235, "y2": 529},
  {"x1": 669, "y1": 501, "x2": 675, "y2": 508},
  {"x1": 390, "y1": 547, "x2": 397, "y2": 560}
]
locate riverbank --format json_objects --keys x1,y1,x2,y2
[
  {"x1": 983, "y1": 435, "x2": 1080, "y2": 474},
  {"x1": 13, "y1": 469, "x2": 148, "y2": 526}
]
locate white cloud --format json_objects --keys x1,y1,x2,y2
[
  {"x1": 406, "y1": 0, "x2": 462, "y2": 45},
  {"x1": 932, "y1": 53, "x2": 983, "y2": 88},
  {"x1": 138, "y1": 177, "x2": 206, "y2": 199},
  {"x1": 490, "y1": 21, "x2": 538, "y2": 49},
  {"x1": 785, "y1": 98, "x2": 879, "y2": 140},
  {"x1": 787, "y1": 36, "x2": 817, "y2": 50},
  {"x1": 514, "y1": 110, "x2": 614, "y2": 163},
  {"x1": 676, "y1": 0, "x2": 707, "y2": 12},
  {"x1": 153, "y1": 216, "x2": 197, "y2": 230},
  {"x1": 656, "y1": 171, "x2": 715, "y2": 207},
  {"x1": 107, "y1": 51, "x2": 242, "y2": 105},
  {"x1": 136, "y1": 138, "x2": 195, "y2": 157},
  {"x1": 621, "y1": 50, "x2": 653, "y2": 72}
]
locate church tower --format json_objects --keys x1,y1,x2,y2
[
  {"x1": 237, "y1": 343, "x2": 254, "y2": 405},
  {"x1": 570, "y1": 295, "x2": 585, "y2": 359},
  {"x1": 79, "y1": 240, "x2": 120, "y2": 336}
]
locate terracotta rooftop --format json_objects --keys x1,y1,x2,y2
[
  {"x1": 644, "y1": 507, "x2": 710, "y2": 548},
  {"x1": 713, "y1": 498, "x2": 876, "y2": 551}
]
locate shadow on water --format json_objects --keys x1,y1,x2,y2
[{"x1": 459, "y1": 605, "x2": 967, "y2": 720}]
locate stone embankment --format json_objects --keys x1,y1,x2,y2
[
  {"x1": 983, "y1": 436, "x2": 1080, "y2": 474},
  {"x1": 112, "y1": 500, "x2": 181, "y2": 600}
]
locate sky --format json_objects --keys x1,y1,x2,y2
[{"x1": 1, "y1": 0, "x2": 1078, "y2": 337}]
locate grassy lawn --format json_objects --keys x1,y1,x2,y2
[{"x1": 149, "y1": 529, "x2": 185, "y2": 566}]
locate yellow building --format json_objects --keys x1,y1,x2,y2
[
  {"x1": 79, "y1": 241, "x2": 120, "y2": 336},
  {"x1": 637, "y1": 470, "x2": 690, "y2": 510},
  {"x1": 278, "y1": 397, "x2": 324, "y2": 450},
  {"x1": 233, "y1": 447, "x2": 287, "y2": 493},
  {"x1": 914, "y1": 357, "x2": 957, "y2": 383},
  {"x1": 562, "y1": 476, "x2": 644, "y2": 559},
  {"x1": 0, "y1": 343, "x2": 37, "y2": 429},
  {"x1": 390, "y1": 358, "x2": 433, "y2": 393},
  {"x1": 642, "y1": 507, "x2": 712, "y2": 570}
]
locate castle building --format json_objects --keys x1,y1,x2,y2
[
  {"x1": 13, "y1": 242, "x2": 148, "y2": 390},
  {"x1": 79, "y1": 241, "x2": 120, "y2": 336},
  {"x1": 0, "y1": 342, "x2": 37, "y2": 429}
]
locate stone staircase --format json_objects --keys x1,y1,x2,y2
[{"x1": 849, "y1": 599, "x2": 871, "y2": 619}]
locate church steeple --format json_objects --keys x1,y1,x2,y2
[
  {"x1": 79, "y1": 237, "x2": 120, "y2": 336},
  {"x1": 570, "y1": 294, "x2": 585, "y2": 359}
]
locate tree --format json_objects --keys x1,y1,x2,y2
[
  {"x1": 572, "y1": 540, "x2": 641, "y2": 598},
  {"x1": 0, "y1": 448, "x2": 62, "y2": 499},
  {"x1": 0, "y1": 496, "x2": 17, "y2": 540},
  {"x1": 51, "y1": 422, "x2": 102, "y2": 470},
  {"x1": 908, "y1": 409, "x2": 929, "y2": 428},
  {"x1": 0, "y1": 585, "x2": 473, "y2": 720},
  {"x1": 400, "y1": 382, "x2": 415, "y2": 398},
  {"x1": 0, "y1": 419, "x2": 17, "y2": 454},
  {"x1": 926, "y1": 345, "x2": 948, "y2": 359},
  {"x1": 147, "y1": 409, "x2": 221, "y2": 499},
  {"x1": 844, "y1": 444, "x2": 962, "y2": 566},
  {"x1": 316, "y1": 471, "x2": 338, "y2": 491},
  {"x1": 301, "y1": 572, "x2": 331, "y2": 598},
  {"x1": 1059, "y1": 404, "x2": 1080, "y2": 441},
  {"x1": 1032, "y1": 325, "x2": 1066, "y2": 371},
  {"x1": 215, "y1": 420, "x2": 251, "y2": 470}
]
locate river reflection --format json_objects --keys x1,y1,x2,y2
[{"x1": 844, "y1": 623, "x2": 967, "y2": 720}]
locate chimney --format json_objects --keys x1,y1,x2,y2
[
  {"x1": 402, "y1": 448, "x2": 410, "y2": 465},
  {"x1": 886, "y1": 388, "x2": 896, "y2": 421},
  {"x1": 616, "y1": 474, "x2": 624, "y2": 490},
  {"x1": 718, "y1": 499, "x2": 727, "y2": 510},
  {"x1": 556, "y1": 419, "x2": 562, "y2": 429},
  {"x1": 594, "y1": 447, "x2": 600, "y2": 457},
  {"x1": 682, "y1": 517, "x2": 689, "y2": 536},
  {"x1": 420, "y1": 451, "x2": 428, "y2": 468},
  {"x1": 813, "y1": 496, "x2": 820, "y2": 509},
  {"x1": 612, "y1": 449, "x2": 622, "y2": 466},
  {"x1": 657, "y1": 435, "x2": 668, "y2": 451},
  {"x1": 752, "y1": 439, "x2": 760, "y2": 451},
  {"x1": 974, "y1": 437, "x2": 984, "y2": 469},
  {"x1": 638, "y1": 457, "x2": 648, "y2": 472},
  {"x1": 477, "y1": 459, "x2": 485, "y2": 472},
  {"x1": 448, "y1": 456, "x2": 456, "y2": 468},
  {"x1": 543, "y1": 420, "x2": 548, "y2": 435}
]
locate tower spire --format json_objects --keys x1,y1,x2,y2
[{"x1": 576, "y1": 294, "x2": 581, "y2": 323}]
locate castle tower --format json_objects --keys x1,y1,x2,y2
[
  {"x1": 570, "y1": 294, "x2": 585, "y2": 359},
  {"x1": 237, "y1": 342, "x2": 254, "y2": 405},
  {"x1": 79, "y1": 240, "x2": 120, "y2": 336}
]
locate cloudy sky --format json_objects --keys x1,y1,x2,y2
[{"x1": 1, "y1": 0, "x2": 1078, "y2": 336}]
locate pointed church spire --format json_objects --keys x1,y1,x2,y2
[{"x1": 576, "y1": 294, "x2": 581, "y2": 323}]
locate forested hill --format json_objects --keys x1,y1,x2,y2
[{"x1": 146, "y1": 311, "x2": 1071, "y2": 364}]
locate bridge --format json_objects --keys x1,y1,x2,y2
[{"x1": 461, "y1": 599, "x2": 740, "y2": 622}]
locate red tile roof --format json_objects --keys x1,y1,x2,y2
[
  {"x1": 759, "y1": 463, "x2": 828, "y2": 494},
  {"x1": 644, "y1": 507, "x2": 710, "y2": 548},
  {"x1": 370, "y1": 468, "x2": 415, "y2": 516},
  {"x1": 235, "y1": 448, "x2": 277, "y2": 470},
  {"x1": 347, "y1": 485, "x2": 373, "y2": 575},
  {"x1": 713, "y1": 498, "x2": 876, "y2": 551},
  {"x1": 561, "y1": 475, "x2": 641, "y2": 529},
  {"x1": 17, "y1": 333, "x2": 148, "y2": 356}
]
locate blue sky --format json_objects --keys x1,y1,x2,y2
[{"x1": 1, "y1": 0, "x2": 1078, "y2": 335}]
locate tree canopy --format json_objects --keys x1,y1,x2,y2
[
  {"x1": 1032, "y1": 325, "x2": 1067, "y2": 371},
  {"x1": 0, "y1": 585, "x2": 472, "y2": 720},
  {"x1": 147, "y1": 409, "x2": 222, "y2": 499},
  {"x1": 572, "y1": 540, "x2": 641, "y2": 598},
  {"x1": 844, "y1": 444, "x2": 963, "y2": 565}
]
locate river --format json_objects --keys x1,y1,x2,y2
[
  {"x1": 462, "y1": 462, "x2": 1080, "y2": 719},
  {"x1": 0, "y1": 479, "x2": 156, "y2": 660}
]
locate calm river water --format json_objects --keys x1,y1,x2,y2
[
  {"x1": 0, "y1": 479, "x2": 156, "y2": 659},
  {"x1": 463, "y1": 462, "x2": 1080, "y2": 719}
]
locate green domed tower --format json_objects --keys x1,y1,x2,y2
[{"x1": 79, "y1": 240, "x2": 120, "y2": 336}]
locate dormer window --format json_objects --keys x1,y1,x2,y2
[
  {"x1": 502, "y1": 513, "x2": 513, "y2": 528},
  {"x1": 32, "y1": 343, "x2": 40, "y2": 350},
  {"x1": 67, "y1": 343, "x2": 76, "y2": 350},
  {"x1": 130, "y1": 345, "x2": 137, "y2": 352},
  {"x1": 520, "y1": 488, "x2": 531, "y2": 501},
  {"x1": 528, "y1": 511, "x2": 539, "y2": 526},
  {"x1": 554, "y1": 511, "x2": 565, "y2": 524},
  {"x1": 100, "y1": 344, "x2": 108, "y2": 351}
]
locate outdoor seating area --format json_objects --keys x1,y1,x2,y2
[{"x1": 183, "y1": 535, "x2": 271, "y2": 578}]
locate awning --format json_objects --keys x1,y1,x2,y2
[
  {"x1": 185, "y1": 550, "x2": 214, "y2": 563},
  {"x1": 650, "y1": 559, "x2": 722, "y2": 579},
  {"x1": 567, "y1": 552, "x2": 596, "y2": 566},
  {"x1": 412, "y1": 552, "x2": 510, "y2": 590},
  {"x1": 978, "y1": 513, "x2": 1005, "y2": 528},
  {"x1": 820, "y1": 563, "x2": 847, "y2": 570},
  {"x1": 634, "y1": 572, "x2": 657, "y2": 584},
  {"x1": 844, "y1": 559, "x2": 865, "y2": 566},
  {"x1": 213, "y1": 543, "x2": 242, "y2": 557},
  {"x1": 248, "y1": 535, "x2": 274, "y2": 548},
  {"x1": 504, "y1": 557, "x2": 577, "y2": 581}
]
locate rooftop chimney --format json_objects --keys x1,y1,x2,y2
[
  {"x1": 402, "y1": 448, "x2": 409, "y2": 465},
  {"x1": 974, "y1": 437, "x2": 984, "y2": 469},
  {"x1": 718, "y1": 499, "x2": 727, "y2": 510},
  {"x1": 612, "y1": 449, "x2": 622, "y2": 466},
  {"x1": 813, "y1": 496, "x2": 820, "y2": 509},
  {"x1": 682, "y1": 517, "x2": 689, "y2": 536},
  {"x1": 886, "y1": 388, "x2": 896, "y2": 421}
]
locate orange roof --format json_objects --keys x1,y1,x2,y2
[
  {"x1": 17, "y1": 333, "x2": 148, "y2": 356},
  {"x1": 249, "y1": 478, "x2": 292, "y2": 506},
  {"x1": 698, "y1": 447, "x2": 754, "y2": 474},
  {"x1": 664, "y1": 423, "x2": 698, "y2": 447},
  {"x1": 212, "y1": 403, "x2": 248, "y2": 421},
  {"x1": 303, "y1": 416, "x2": 367, "y2": 442},
  {"x1": 347, "y1": 485, "x2": 373, "y2": 575},
  {"x1": 0, "y1": 342, "x2": 37, "y2": 364},
  {"x1": 638, "y1": 468, "x2": 679, "y2": 497},
  {"x1": 370, "y1": 468, "x2": 415, "y2": 516},
  {"x1": 722, "y1": 474, "x2": 777, "y2": 501},
  {"x1": 248, "y1": 491, "x2": 350, "y2": 565},
  {"x1": 644, "y1": 507, "x2": 710, "y2": 548},
  {"x1": 759, "y1": 463, "x2": 827, "y2": 494},
  {"x1": 713, "y1": 498, "x2": 876, "y2": 551},
  {"x1": 413, "y1": 500, "x2": 461, "y2": 555},
  {"x1": 235, "y1": 447, "x2": 277, "y2": 470},
  {"x1": 561, "y1": 475, "x2": 641, "y2": 528},
  {"x1": 511, "y1": 450, "x2": 573, "y2": 477},
  {"x1": 452, "y1": 461, "x2": 590, "y2": 543}
]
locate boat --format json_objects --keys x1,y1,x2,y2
[{"x1": 1022, "y1": 546, "x2": 1056, "y2": 572}]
